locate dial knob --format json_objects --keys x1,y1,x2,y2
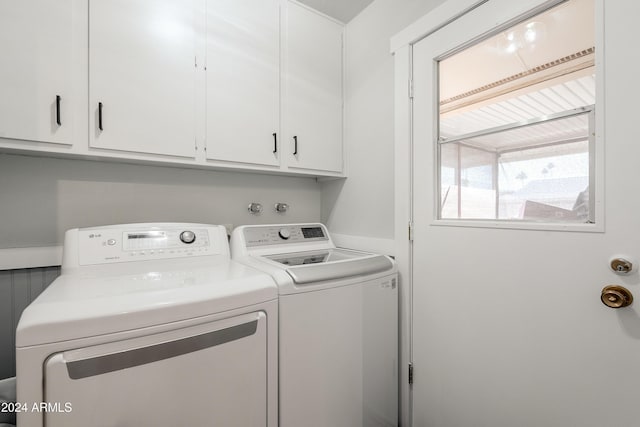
[
  {"x1": 180, "y1": 230, "x2": 196, "y2": 244},
  {"x1": 278, "y1": 228, "x2": 291, "y2": 240}
]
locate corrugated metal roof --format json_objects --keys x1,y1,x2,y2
[
  {"x1": 461, "y1": 113, "x2": 589, "y2": 152},
  {"x1": 440, "y1": 74, "x2": 595, "y2": 141}
]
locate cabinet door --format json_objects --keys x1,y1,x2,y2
[
  {"x1": 205, "y1": 0, "x2": 280, "y2": 167},
  {"x1": 0, "y1": 0, "x2": 74, "y2": 145},
  {"x1": 284, "y1": 2, "x2": 343, "y2": 173},
  {"x1": 89, "y1": 0, "x2": 196, "y2": 158}
]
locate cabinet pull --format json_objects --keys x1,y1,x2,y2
[
  {"x1": 273, "y1": 133, "x2": 277, "y2": 153},
  {"x1": 293, "y1": 135, "x2": 298, "y2": 155},
  {"x1": 98, "y1": 102, "x2": 103, "y2": 131},
  {"x1": 55, "y1": 95, "x2": 61, "y2": 126}
]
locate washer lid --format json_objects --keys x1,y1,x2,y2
[
  {"x1": 265, "y1": 249, "x2": 394, "y2": 284},
  {"x1": 16, "y1": 259, "x2": 277, "y2": 347}
]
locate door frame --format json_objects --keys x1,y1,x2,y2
[{"x1": 393, "y1": 5, "x2": 489, "y2": 425}]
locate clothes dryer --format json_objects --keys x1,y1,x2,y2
[{"x1": 16, "y1": 223, "x2": 277, "y2": 427}]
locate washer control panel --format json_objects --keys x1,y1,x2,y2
[
  {"x1": 122, "y1": 229, "x2": 208, "y2": 251},
  {"x1": 78, "y1": 226, "x2": 215, "y2": 265},
  {"x1": 244, "y1": 224, "x2": 328, "y2": 247}
]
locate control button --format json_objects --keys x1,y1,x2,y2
[
  {"x1": 278, "y1": 228, "x2": 291, "y2": 240},
  {"x1": 139, "y1": 251, "x2": 145, "y2": 255},
  {"x1": 180, "y1": 230, "x2": 196, "y2": 244},
  {"x1": 107, "y1": 239, "x2": 117, "y2": 246}
]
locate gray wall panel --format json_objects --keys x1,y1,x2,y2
[
  {"x1": 0, "y1": 154, "x2": 322, "y2": 249},
  {"x1": 11, "y1": 271, "x2": 30, "y2": 342},
  {"x1": 0, "y1": 271, "x2": 13, "y2": 380},
  {"x1": 0, "y1": 266, "x2": 60, "y2": 379}
]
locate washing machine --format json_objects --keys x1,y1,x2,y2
[
  {"x1": 16, "y1": 223, "x2": 278, "y2": 427},
  {"x1": 231, "y1": 223, "x2": 398, "y2": 427}
]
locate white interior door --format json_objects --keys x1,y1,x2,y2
[
  {"x1": 411, "y1": 1, "x2": 640, "y2": 426},
  {"x1": 205, "y1": 0, "x2": 280, "y2": 166},
  {"x1": 89, "y1": 0, "x2": 196, "y2": 158}
]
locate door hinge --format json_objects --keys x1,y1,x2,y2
[
  {"x1": 408, "y1": 78, "x2": 414, "y2": 99},
  {"x1": 408, "y1": 221, "x2": 414, "y2": 241},
  {"x1": 408, "y1": 363, "x2": 414, "y2": 385}
]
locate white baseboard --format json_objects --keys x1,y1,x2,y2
[
  {"x1": 330, "y1": 233, "x2": 396, "y2": 256},
  {"x1": 0, "y1": 246, "x2": 63, "y2": 270}
]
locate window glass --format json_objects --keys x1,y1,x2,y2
[
  {"x1": 437, "y1": 0, "x2": 595, "y2": 224},
  {"x1": 499, "y1": 140, "x2": 588, "y2": 221},
  {"x1": 459, "y1": 146, "x2": 495, "y2": 219},
  {"x1": 440, "y1": 143, "x2": 459, "y2": 218}
]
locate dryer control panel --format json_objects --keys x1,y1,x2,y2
[
  {"x1": 244, "y1": 224, "x2": 329, "y2": 247},
  {"x1": 71, "y1": 224, "x2": 226, "y2": 266}
]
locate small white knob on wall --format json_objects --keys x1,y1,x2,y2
[
  {"x1": 275, "y1": 203, "x2": 289, "y2": 213},
  {"x1": 248, "y1": 203, "x2": 263, "y2": 215}
]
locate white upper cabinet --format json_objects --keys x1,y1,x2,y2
[
  {"x1": 205, "y1": 0, "x2": 280, "y2": 167},
  {"x1": 0, "y1": 0, "x2": 74, "y2": 145},
  {"x1": 284, "y1": 2, "x2": 344, "y2": 173},
  {"x1": 0, "y1": 0, "x2": 345, "y2": 177},
  {"x1": 88, "y1": 0, "x2": 197, "y2": 158}
]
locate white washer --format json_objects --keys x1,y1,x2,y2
[
  {"x1": 231, "y1": 223, "x2": 398, "y2": 427},
  {"x1": 16, "y1": 223, "x2": 278, "y2": 427}
]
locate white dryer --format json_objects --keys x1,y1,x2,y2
[
  {"x1": 16, "y1": 223, "x2": 278, "y2": 427},
  {"x1": 231, "y1": 223, "x2": 398, "y2": 427}
]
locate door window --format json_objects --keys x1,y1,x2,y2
[{"x1": 437, "y1": 0, "x2": 595, "y2": 223}]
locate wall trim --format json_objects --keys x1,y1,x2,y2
[
  {"x1": 330, "y1": 233, "x2": 395, "y2": 256},
  {"x1": 390, "y1": 0, "x2": 487, "y2": 53},
  {"x1": 393, "y1": 44, "x2": 413, "y2": 427},
  {"x1": 0, "y1": 247, "x2": 63, "y2": 270}
]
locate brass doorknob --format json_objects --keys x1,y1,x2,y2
[{"x1": 601, "y1": 285, "x2": 633, "y2": 308}]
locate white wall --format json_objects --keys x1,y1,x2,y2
[
  {"x1": 0, "y1": 154, "x2": 321, "y2": 249},
  {"x1": 321, "y1": 0, "x2": 445, "y2": 242},
  {"x1": 319, "y1": 3, "x2": 446, "y2": 426}
]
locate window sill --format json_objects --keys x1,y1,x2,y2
[{"x1": 431, "y1": 219, "x2": 604, "y2": 233}]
